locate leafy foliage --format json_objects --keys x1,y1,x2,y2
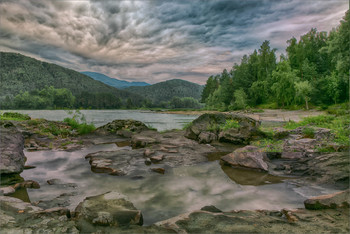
[
  {"x1": 63, "y1": 110, "x2": 95, "y2": 134},
  {"x1": 220, "y1": 119, "x2": 240, "y2": 130},
  {"x1": 202, "y1": 10, "x2": 349, "y2": 110}
]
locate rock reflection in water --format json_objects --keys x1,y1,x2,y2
[
  {"x1": 220, "y1": 163, "x2": 288, "y2": 186},
  {"x1": 21, "y1": 144, "x2": 307, "y2": 225},
  {"x1": 9, "y1": 187, "x2": 31, "y2": 203}
]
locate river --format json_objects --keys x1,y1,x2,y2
[
  {"x1": 4, "y1": 110, "x2": 340, "y2": 225},
  {"x1": 2, "y1": 109, "x2": 199, "y2": 131}
]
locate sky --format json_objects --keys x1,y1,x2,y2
[{"x1": 0, "y1": 0, "x2": 348, "y2": 85}]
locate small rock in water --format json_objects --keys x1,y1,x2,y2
[
  {"x1": 47, "y1": 179, "x2": 63, "y2": 185},
  {"x1": 143, "y1": 148, "x2": 154, "y2": 157},
  {"x1": 109, "y1": 169, "x2": 125, "y2": 176},
  {"x1": 151, "y1": 168, "x2": 165, "y2": 174},
  {"x1": 24, "y1": 165, "x2": 36, "y2": 170},
  {"x1": 150, "y1": 155, "x2": 164, "y2": 163},
  {"x1": 14, "y1": 180, "x2": 40, "y2": 189},
  {"x1": 145, "y1": 158, "x2": 152, "y2": 165}
]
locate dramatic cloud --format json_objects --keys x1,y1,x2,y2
[{"x1": 0, "y1": 0, "x2": 347, "y2": 84}]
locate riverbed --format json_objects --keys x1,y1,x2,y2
[{"x1": 4, "y1": 110, "x2": 340, "y2": 225}]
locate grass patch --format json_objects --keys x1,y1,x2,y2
[
  {"x1": 251, "y1": 139, "x2": 283, "y2": 152},
  {"x1": 61, "y1": 141, "x2": 73, "y2": 147},
  {"x1": 63, "y1": 110, "x2": 95, "y2": 135},
  {"x1": 42, "y1": 122, "x2": 71, "y2": 137},
  {"x1": 326, "y1": 103, "x2": 349, "y2": 116},
  {"x1": 284, "y1": 115, "x2": 349, "y2": 145},
  {"x1": 146, "y1": 124, "x2": 157, "y2": 131},
  {"x1": 302, "y1": 127, "x2": 315, "y2": 138},
  {"x1": 182, "y1": 121, "x2": 193, "y2": 130},
  {"x1": 63, "y1": 117, "x2": 95, "y2": 135},
  {"x1": 0, "y1": 112, "x2": 31, "y2": 121}
]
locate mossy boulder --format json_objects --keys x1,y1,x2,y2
[
  {"x1": 185, "y1": 113, "x2": 262, "y2": 144},
  {"x1": 95, "y1": 119, "x2": 151, "y2": 136}
]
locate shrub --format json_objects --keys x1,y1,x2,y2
[
  {"x1": 220, "y1": 119, "x2": 240, "y2": 130},
  {"x1": 0, "y1": 112, "x2": 31, "y2": 121},
  {"x1": 63, "y1": 110, "x2": 95, "y2": 135}
]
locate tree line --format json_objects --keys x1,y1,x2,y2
[{"x1": 202, "y1": 11, "x2": 349, "y2": 110}]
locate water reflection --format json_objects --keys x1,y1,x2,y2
[
  {"x1": 20, "y1": 144, "x2": 311, "y2": 225},
  {"x1": 9, "y1": 187, "x2": 31, "y2": 203},
  {"x1": 220, "y1": 163, "x2": 289, "y2": 186}
]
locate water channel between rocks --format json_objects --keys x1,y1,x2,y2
[{"x1": 15, "y1": 142, "x2": 338, "y2": 225}]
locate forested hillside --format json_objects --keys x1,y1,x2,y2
[
  {"x1": 126, "y1": 79, "x2": 204, "y2": 108},
  {"x1": 202, "y1": 10, "x2": 349, "y2": 110},
  {"x1": 81, "y1": 71, "x2": 150, "y2": 89},
  {"x1": 0, "y1": 52, "x2": 145, "y2": 109}
]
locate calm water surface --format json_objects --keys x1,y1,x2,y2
[
  {"x1": 5, "y1": 109, "x2": 198, "y2": 131},
  {"x1": 19, "y1": 144, "x2": 340, "y2": 225}
]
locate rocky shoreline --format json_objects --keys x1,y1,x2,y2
[{"x1": 0, "y1": 113, "x2": 349, "y2": 233}]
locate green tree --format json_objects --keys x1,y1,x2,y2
[
  {"x1": 295, "y1": 81, "x2": 313, "y2": 109},
  {"x1": 233, "y1": 89, "x2": 248, "y2": 110},
  {"x1": 271, "y1": 61, "x2": 296, "y2": 107}
]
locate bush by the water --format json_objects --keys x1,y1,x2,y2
[
  {"x1": 0, "y1": 112, "x2": 31, "y2": 121},
  {"x1": 63, "y1": 110, "x2": 95, "y2": 134}
]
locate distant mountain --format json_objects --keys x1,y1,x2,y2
[
  {"x1": 0, "y1": 52, "x2": 144, "y2": 109},
  {"x1": 82, "y1": 71, "x2": 150, "y2": 89},
  {"x1": 126, "y1": 79, "x2": 204, "y2": 104}
]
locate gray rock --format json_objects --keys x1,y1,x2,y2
[
  {"x1": 151, "y1": 167, "x2": 165, "y2": 174},
  {"x1": 131, "y1": 134, "x2": 157, "y2": 148},
  {"x1": 221, "y1": 146, "x2": 268, "y2": 171},
  {"x1": 0, "y1": 196, "x2": 78, "y2": 233},
  {"x1": 0, "y1": 123, "x2": 26, "y2": 174},
  {"x1": 95, "y1": 119, "x2": 150, "y2": 136},
  {"x1": 156, "y1": 206, "x2": 350, "y2": 234},
  {"x1": 75, "y1": 191, "x2": 143, "y2": 229},
  {"x1": 185, "y1": 113, "x2": 261, "y2": 144},
  {"x1": 0, "y1": 186, "x2": 15, "y2": 195},
  {"x1": 198, "y1": 131, "x2": 217, "y2": 144},
  {"x1": 304, "y1": 189, "x2": 350, "y2": 210}
]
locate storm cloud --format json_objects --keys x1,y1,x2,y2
[{"x1": 0, "y1": 0, "x2": 347, "y2": 84}]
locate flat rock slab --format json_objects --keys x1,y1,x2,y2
[
  {"x1": 304, "y1": 189, "x2": 350, "y2": 210},
  {"x1": 156, "y1": 206, "x2": 350, "y2": 234},
  {"x1": 85, "y1": 130, "x2": 216, "y2": 176}
]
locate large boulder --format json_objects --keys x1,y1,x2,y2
[
  {"x1": 221, "y1": 146, "x2": 269, "y2": 171},
  {"x1": 304, "y1": 189, "x2": 350, "y2": 210},
  {"x1": 0, "y1": 121, "x2": 26, "y2": 174},
  {"x1": 75, "y1": 191, "x2": 143, "y2": 231},
  {"x1": 95, "y1": 119, "x2": 151, "y2": 136},
  {"x1": 185, "y1": 113, "x2": 261, "y2": 144}
]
